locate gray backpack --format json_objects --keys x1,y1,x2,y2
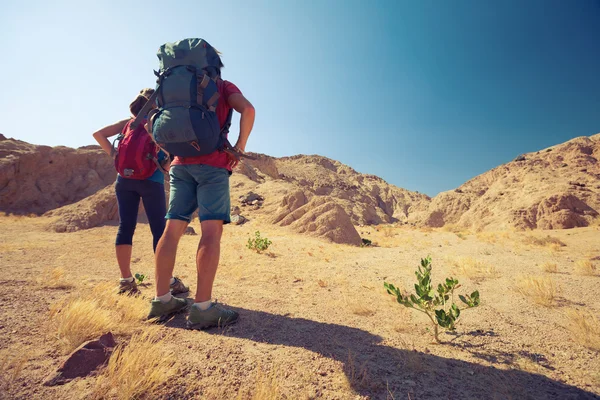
[{"x1": 132, "y1": 38, "x2": 232, "y2": 157}]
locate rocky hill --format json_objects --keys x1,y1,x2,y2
[
  {"x1": 2, "y1": 132, "x2": 599, "y2": 241},
  {"x1": 0, "y1": 134, "x2": 115, "y2": 214},
  {"x1": 419, "y1": 134, "x2": 600, "y2": 230}
]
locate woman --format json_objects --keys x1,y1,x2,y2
[{"x1": 92, "y1": 88, "x2": 188, "y2": 295}]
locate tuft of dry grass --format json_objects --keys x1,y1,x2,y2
[
  {"x1": 235, "y1": 367, "x2": 283, "y2": 400},
  {"x1": 451, "y1": 257, "x2": 499, "y2": 280},
  {"x1": 93, "y1": 329, "x2": 176, "y2": 400},
  {"x1": 516, "y1": 276, "x2": 559, "y2": 307},
  {"x1": 566, "y1": 310, "x2": 600, "y2": 351},
  {"x1": 0, "y1": 349, "x2": 29, "y2": 393},
  {"x1": 575, "y1": 259, "x2": 597, "y2": 276},
  {"x1": 541, "y1": 262, "x2": 558, "y2": 273},
  {"x1": 49, "y1": 298, "x2": 114, "y2": 354},
  {"x1": 49, "y1": 283, "x2": 148, "y2": 353},
  {"x1": 523, "y1": 235, "x2": 566, "y2": 248},
  {"x1": 39, "y1": 267, "x2": 74, "y2": 290},
  {"x1": 318, "y1": 279, "x2": 328, "y2": 288},
  {"x1": 350, "y1": 304, "x2": 376, "y2": 317}
]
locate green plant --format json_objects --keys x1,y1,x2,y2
[
  {"x1": 384, "y1": 256, "x2": 480, "y2": 343},
  {"x1": 361, "y1": 238, "x2": 372, "y2": 247},
  {"x1": 247, "y1": 231, "x2": 272, "y2": 253},
  {"x1": 134, "y1": 273, "x2": 145, "y2": 285}
]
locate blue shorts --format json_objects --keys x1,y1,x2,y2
[{"x1": 165, "y1": 164, "x2": 231, "y2": 224}]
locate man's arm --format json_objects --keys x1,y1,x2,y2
[{"x1": 227, "y1": 93, "x2": 255, "y2": 153}]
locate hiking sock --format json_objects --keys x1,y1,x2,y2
[
  {"x1": 170, "y1": 277, "x2": 176, "y2": 285},
  {"x1": 193, "y1": 300, "x2": 212, "y2": 311},
  {"x1": 155, "y1": 292, "x2": 172, "y2": 304},
  {"x1": 120, "y1": 276, "x2": 134, "y2": 283}
]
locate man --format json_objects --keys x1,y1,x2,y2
[{"x1": 147, "y1": 51, "x2": 255, "y2": 329}]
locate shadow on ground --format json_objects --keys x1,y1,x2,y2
[{"x1": 165, "y1": 307, "x2": 598, "y2": 399}]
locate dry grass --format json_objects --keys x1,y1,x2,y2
[
  {"x1": 235, "y1": 367, "x2": 283, "y2": 400},
  {"x1": 575, "y1": 259, "x2": 597, "y2": 276},
  {"x1": 566, "y1": 310, "x2": 600, "y2": 351},
  {"x1": 541, "y1": 262, "x2": 558, "y2": 273},
  {"x1": 49, "y1": 283, "x2": 148, "y2": 353},
  {"x1": 317, "y1": 279, "x2": 328, "y2": 288},
  {"x1": 350, "y1": 303, "x2": 376, "y2": 317},
  {"x1": 49, "y1": 298, "x2": 115, "y2": 354},
  {"x1": 523, "y1": 235, "x2": 566, "y2": 248},
  {"x1": 0, "y1": 349, "x2": 29, "y2": 393},
  {"x1": 39, "y1": 267, "x2": 74, "y2": 290},
  {"x1": 451, "y1": 257, "x2": 499, "y2": 280},
  {"x1": 382, "y1": 227, "x2": 396, "y2": 238},
  {"x1": 516, "y1": 276, "x2": 559, "y2": 307},
  {"x1": 93, "y1": 329, "x2": 176, "y2": 400}
]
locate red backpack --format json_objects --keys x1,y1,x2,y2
[{"x1": 112, "y1": 120, "x2": 159, "y2": 180}]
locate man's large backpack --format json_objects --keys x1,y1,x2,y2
[
  {"x1": 112, "y1": 121, "x2": 160, "y2": 180},
  {"x1": 131, "y1": 38, "x2": 233, "y2": 158}
]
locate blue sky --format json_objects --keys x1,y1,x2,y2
[{"x1": 2, "y1": 0, "x2": 599, "y2": 196}]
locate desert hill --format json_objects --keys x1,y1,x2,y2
[
  {"x1": 1, "y1": 133, "x2": 599, "y2": 240},
  {"x1": 0, "y1": 134, "x2": 114, "y2": 214},
  {"x1": 419, "y1": 134, "x2": 600, "y2": 230}
]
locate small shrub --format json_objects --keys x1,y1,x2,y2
[
  {"x1": 384, "y1": 256, "x2": 481, "y2": 343},
  {"x1": 247, "y1": 231, "x2": 272, "y2": 253},
  {"x1": 516, "y1": 276, "x2": 558, "y2": 307},
  {"x1": 361, "y1": 238, "x2": 372, "y2": 247},
  {"x1": 575, "y1": 259, "x2": 597, "y2": 276},
  {"x1": 134, "y1": 273, "x2": 145, "y2": 285}
]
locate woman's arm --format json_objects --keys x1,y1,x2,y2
[{"x1": 92, "y1": 119, "x2": 130, "y2": 157}]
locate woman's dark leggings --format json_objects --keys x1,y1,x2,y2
[{"x1": 115, "y1": 178, "x2": 166, "y2": 251}]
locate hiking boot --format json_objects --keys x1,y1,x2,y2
[
  {"x1": 186, "y1": 302, "x2": 239, "y2": 330},
  {"x1": 147, "y1": 296, "x2": 189, "y2": 322},
  {"x1": 118, "y1": 279, "x2": 140, "y2": 295},
  {"x1": 170, "y1": 277, "x2": 189, "y2": 295}
]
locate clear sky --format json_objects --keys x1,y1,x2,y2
[{"x1": 2, "y1": 0, "x2": 599, "y2": 196}]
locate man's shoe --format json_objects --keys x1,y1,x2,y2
[
  {"x1": 118, "y1": 279, "x2": 140, "y2": 295},
  {"x1": 170, "y1": 277, "x2": 189, "y2": 295},
  {"x1": 147, "y1": 296, "x2": 188, "y2": 322},
  {"x1": 186, "y1": 302, "x2": 239, "y2": 330}
]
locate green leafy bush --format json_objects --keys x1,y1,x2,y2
[
  {"x1": 384, "y1": 256, "x2": 480, "y2": 343},
  {"x1": 247, "y1": 231, "x2": 272, "y2": 253},
  {"x1": 361, "y1": 238, "x2": 372, "y2": 247}
]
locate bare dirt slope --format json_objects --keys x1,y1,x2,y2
[
  {"x1": 1, "y1": 214, "x2": 599, "y2": 399},
  {"x1": 420, "y1": 134, "x2": 600, "y2": 231}
]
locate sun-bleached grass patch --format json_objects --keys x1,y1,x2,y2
[
  {"x1": 49, "y1": 282, "x2": 148, "y2": 353},
  {"x1": 39, "y1": 267, "x2": 74, "y2": 290},
  {"x1": 566, "y1": 310, "x2": 600, "y2": 351},
  {"x1": 523, "y1": 235, "x2": 566, "y2": 248},
  {"x1": 516, "y1": 276, "x2": 559, "y2": 307},
  {"x1": 92, "y1": 329, "x2": 176, "y2": 400},
  {"x1": 575, "y1": 259, "x2": 597, "y2": 276},
  {"x1": 450, "y1": 257, "x2": 499, "y2": 280},
  {"x1": 541, "y1": 262, "x2": 558, "y2": 273}
]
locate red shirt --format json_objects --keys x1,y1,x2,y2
[{"x1": 172, "y1": 79, "x2": 242, "y2": 170}]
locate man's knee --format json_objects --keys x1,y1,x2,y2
[
  {"x1": 199, "y1": 221, "x2": 223, "y2": 247},
  {"x1": 161, "y1": 219, "x2": 188, "y2": 242}
]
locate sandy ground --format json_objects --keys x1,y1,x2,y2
[{"x1": 0, "y1": 213, "x2": 599, "y2": 400}]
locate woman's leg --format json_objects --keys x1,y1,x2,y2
[
  {"x1": 115, "y1": 179, "x2": 141, "y2": 279},
  {"x1": 140, "y1": 181, "x2": 167, "y2": 252}
]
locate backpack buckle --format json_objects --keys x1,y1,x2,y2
[{"x1": 123, "y1": 168, "x2": 134, "y2": 177}]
